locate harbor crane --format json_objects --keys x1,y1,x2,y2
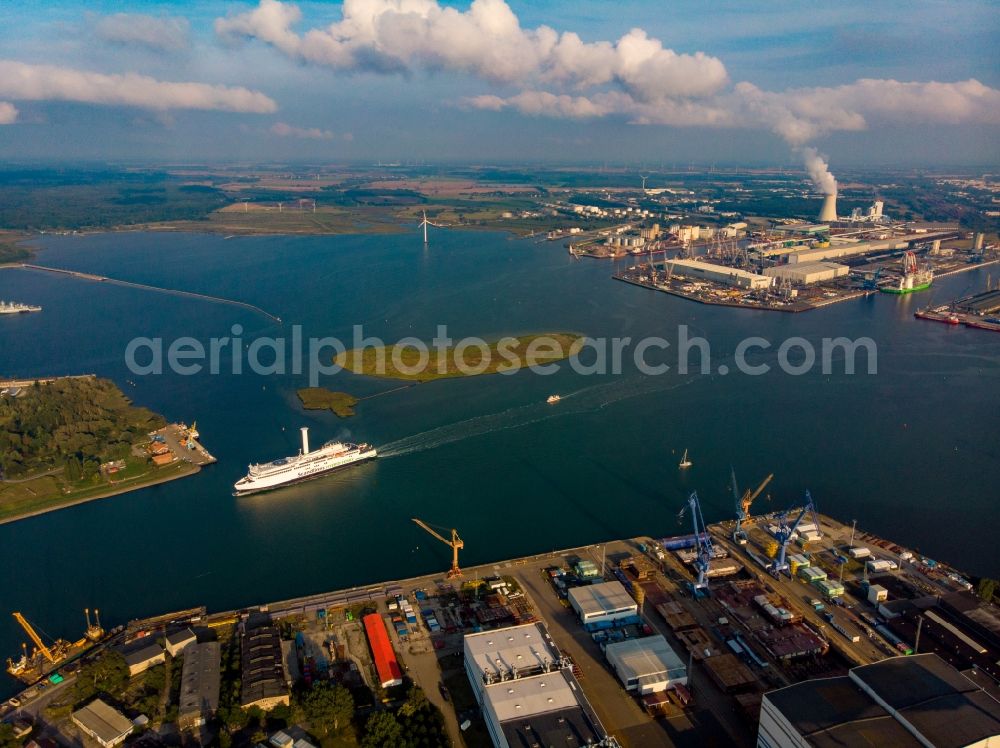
[
  {"x1": 677, "y1": 491, "x2": 713, "y2": 596},
  {"x1": 771, "y1": 491, "x2": 820, "y2": 575},
  {"x1": 731, "y1": 469, "x2": 773, "y2": 544},
  {"x1": 12, "y1": 612, "x2": 55, "y2": 663},
  {"x1": 411, "y1": 518, "x2": 464, "y2": 578}
]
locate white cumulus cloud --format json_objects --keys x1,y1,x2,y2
[
  {"x1": 270, "y1": 122, "x2": 336, "y2": 139},
  {"x1": 215, "y1": 0, "x2": 728, "y2": 98},
  {"x1": 94, "y1": 13, "x2": 191, "y2": 52},
  {"x1": 216, "y1": 0, "x2": 1000, "y2": 151},
  {"x1": 0, "y1": 60, "x2": 277, "y2": 113},
  {"x1": 0, "y1": 102, "x2": 18, "y2": 124}
]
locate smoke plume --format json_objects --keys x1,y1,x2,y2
[{"x1": 799, "y1": 146, "x2": 837, "y2": 195}]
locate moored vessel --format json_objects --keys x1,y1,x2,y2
[
  {"x1": 0, "y1": 300, "x2": 42, "y2": 315},
  {"x1": 234, "y1": 427, "x2": 376, "y2": 495},
  {"x1": 881, "y1": 251, "x2": 933, "y2": 295}
]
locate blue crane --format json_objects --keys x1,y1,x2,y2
[
  {"x1": 861, "y1": 267, "x2": 883, "y2": 291},
  {"x1": 772, "y1": 491, "x2": 819, "y2": 575},
  {"x1": 678, "y1": 491, "x2": 714, "y2": 595}
]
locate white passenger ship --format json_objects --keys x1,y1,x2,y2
[{"x1": 234, "y1": 427, "x2": 376, "y2": 495}]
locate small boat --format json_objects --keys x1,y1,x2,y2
[
  {"x1": 678, "y1": 449, "x2": 692, "y2": 469},
  {"x1": 546, "y1": 395, "x2": 561, "y2": 404}
]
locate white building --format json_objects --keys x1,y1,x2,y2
[
  {"x1": 463, "y1": 623, "x2": 608, "y2": 748},
  {"x1": 867, "y1": 585, "x2": 888, "y2": 604},
  {"x1": 72, "y1": 699, "x2": 134, "y2": 748},
  {"x1": 122, "y1": 637, "x2": 165, "y2": 677},
  {"x1": 567, "y1": 581, "x2": 638, "y2": 627},
  {"x1": 165, "y1": 628, "x2": 197, "y2": 657},
  {"x1": 605, "y1": 636, "x2": 687, "y2": 694},
  {"x1": 763, "y1": 261, "x2": 849, "y2": 285},
  {"x1": 666, "y1": 258, "x2": 773, "y2": 290}
]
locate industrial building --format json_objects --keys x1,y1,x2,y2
[
  {"x1": 763, "y1": 262, "x2": 849, "y2": 285},
  {"x1": 362, "y1": 613, "x2": 403, "y2": 689},
  {"x1": 165, "y1": 628, "x2": 196, "y2": 657},
  {"x1": 239, "y1": 617, "x2": 290, "y2": 711},
  {"x1": 71, "y1": 699, "x2": 134, "y2": 748},
  {"x1": 178, "y1": 641, "x2": 221, "y2": 731},
  {"x1": 757, "y1": 654, "x2": 1000, "y2": 748},
  {"x1": 463, "y1": 623, "x2": 608, "y2": 748},
  {"x1": 604, "y1": 636, "x2": 687, "y2": 694},
  {"x1": 772, "y1": 224, "x2": 830, "y2": 237},
  {"x1": 567, "y1": 580, "x2": 639, "y2": 628},
  {"x1": 665, "y1": 258, "x2": 773, "y2": 290},
  {"x1": 121, "y1": 637, "x2": 165, "y2": 677}
]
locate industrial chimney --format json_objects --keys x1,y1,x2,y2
[
  {"x1": 819, "y1": 193, "x2": 838, "y2": 222},
  {"x1": 300, "y1": 427, "x2": 310, "y2": 455}
]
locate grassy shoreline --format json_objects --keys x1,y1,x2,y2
[
  {"x1": 334, "y1": 333, "x2": 585, "y2": 382},
  {"x1": 0, "y1": 461, "x2": 200, "y2": 525}
]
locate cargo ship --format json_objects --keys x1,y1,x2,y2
[
  {"x1": 0, "y1": 301, "x2": 42, "y2": 315},
  {"x1": 914, "y1": 308, "x2": 960, "y2": 325},
  {"x1": 881, "y1": 251, "x2": 933, "y2": 295},
  {"x1": 234, "y1": 427, "x2": 376, "y2": 495}
]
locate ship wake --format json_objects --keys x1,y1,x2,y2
[{"x1": 378, "y1": 374, "x2": 699, "y2": 458}]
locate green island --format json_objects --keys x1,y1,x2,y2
[
  {"x1": 0, "y1": 377, "x2": 196, "y2": 524},
  {"x1": 335, "y1": 332, "x2": 585, "y2": 382},
  {"x1": 297, "y1": 387, "x2": 360, "y2": 418}
]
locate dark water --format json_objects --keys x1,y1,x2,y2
[{"x1": 0, "y1": 230, "x2": 997, "y2": 695}]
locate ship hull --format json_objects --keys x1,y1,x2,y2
[
  {"x1": 881, "y1": 282, "x2": 931, "y2": 295},
  {"x1": 234, "y1": 448, "x2": 376, "y2": 495}
]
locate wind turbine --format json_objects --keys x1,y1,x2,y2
[
  {"x1": 419, "y1": 210, "x2": 443, "y2": 245},
  {"x1": 640, "y1": 174, "x2": 649, "y2": 193}
]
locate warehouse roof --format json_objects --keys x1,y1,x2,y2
[
  {"x1": 464, "y1": 622, "x2": 559, "y2": 681},
  {"x1": 123, "y1": 641, "x2": 163, "y2": 667},
  {"x1": 72, "y1": 699, "x2": 134, "y2": 746},
  {"x1": 486, "y1": 668, "x2": 580, "y2": 722},
  {"x1": 764, "y1": 677, "x2": 921, "y2": 747},
  {"x1": 240, "y1": 620, "x2": 288, "y2": 706},
  {"x1": 605, "y1": 636, "x2": 686, "y2": 684},
  {"x1": 851, "y1": 654, "x2": 1000, "y2": 747},
  {"x1": 178, "y1": 641, "x2": 221, "y2": 721},
  {"x1": 567, "y1": 581, "x2": 637, "y2": 617},
  {"x1": 501, "y1": 704, "x2": 604, "y2": 747},
  {"x1": 165, "y1": 628, "x2": 196, "y2": 648},
  {"x1": 666, "y1": 258, "x2": 771, "y2": 282}
]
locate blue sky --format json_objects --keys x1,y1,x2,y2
[{"x1": 0, "y1": 0, "x2": 997, "y2": 165}]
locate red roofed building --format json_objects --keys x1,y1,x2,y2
[{"x1": 362, "y1": 613, "x2": 403, "y2": 688}]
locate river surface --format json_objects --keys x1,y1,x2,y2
[{"x1": 0, "y1": 230, "x2": 997, "y2": 696}]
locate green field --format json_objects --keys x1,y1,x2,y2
[
  {"x1": 297, "y1": 387, "x2": 359, "y2": 418},
  {"x1": 334, "y1": 333, "x2": 585, "y2": 382}
]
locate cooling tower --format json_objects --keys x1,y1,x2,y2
[{"x1": 819, "y1": 193, "x2": 838, "y2": 222}]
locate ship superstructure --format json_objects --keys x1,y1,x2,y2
[
  {"x1": 234, "y1": 427, "x2": 376, "y2": 494},
  {"x1": 0, "y1": 301, "x2": 42, "y2": 314}
]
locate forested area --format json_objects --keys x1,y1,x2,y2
[{"x1": 0, "y1": 377, "x2": 165, "y2": 479}]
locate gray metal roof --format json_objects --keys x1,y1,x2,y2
[{"x1": 851, "y1": 654, "x2": 1000, "y2": 747}]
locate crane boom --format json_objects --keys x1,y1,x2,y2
[
  {"x1": 743, "y1": 473, "x2": 774, "y2": 514},
  {"x1": 12, "y1": 612, "x2": 54, "y2": 663},
  {"x1": 411, "y1": 518, "x2": 464, "y2": 578},
  {"x1": 411, "y1": 518, "x2": 451, "y2": 547}
]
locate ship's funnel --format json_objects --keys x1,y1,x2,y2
[
  {"x1": 819, "y1": 193, "x2": 838, "y2": 222},
  {"x1": 301, "y1": 427, "x2": 310, "y2": 455}
]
